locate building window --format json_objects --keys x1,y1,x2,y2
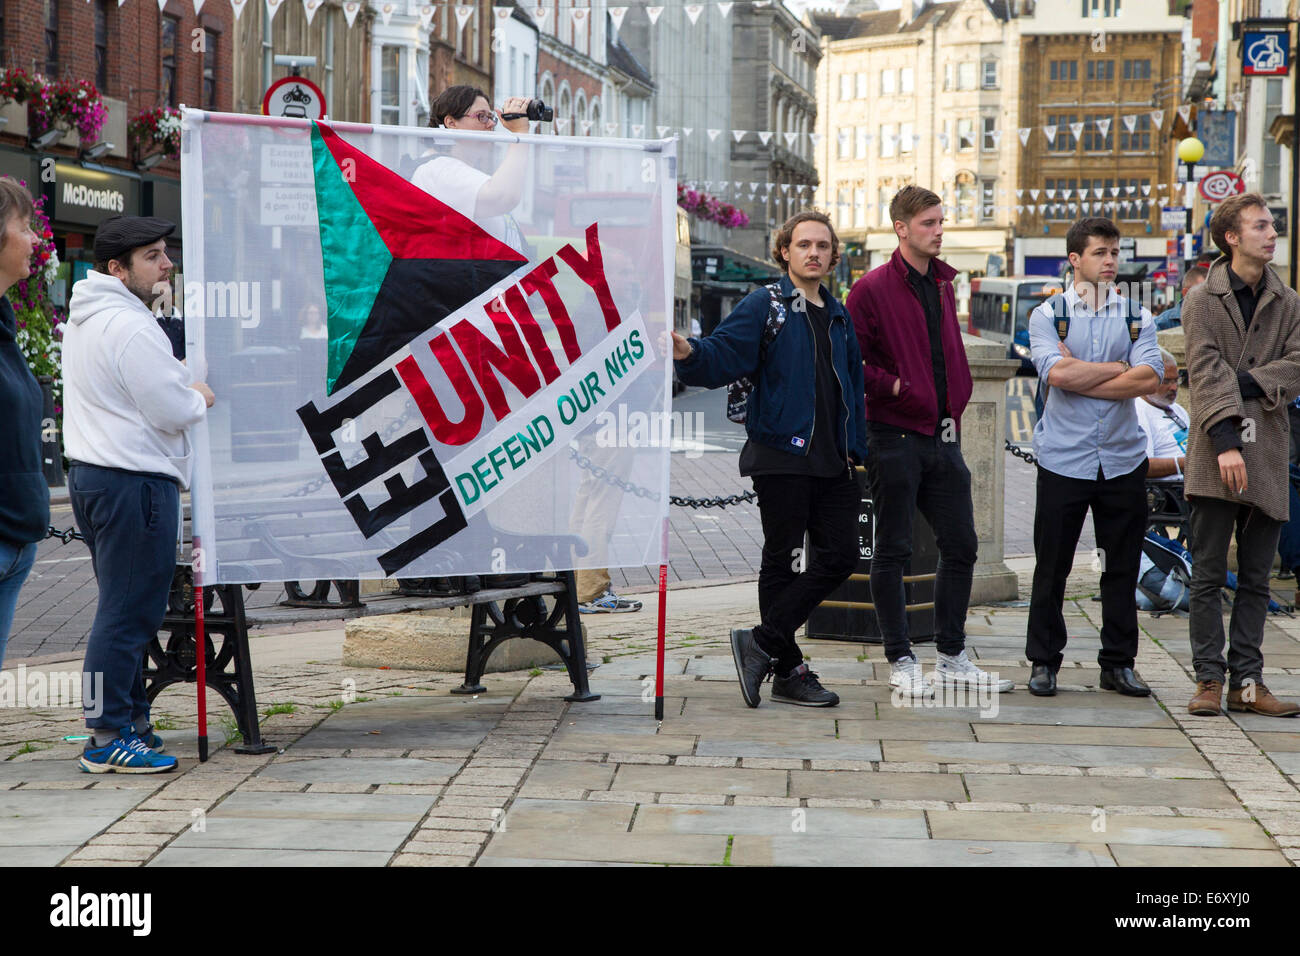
[
  {"x1": 94, "y1": 0, "x2": 111, "y2": 92},
  {"x1": 880, "y1": 70, "x2": 895, "y2": 95},
  {"x1": 855, "y1": 72, "x2": 867, "y2": 98},
  {"x1": 900, "y1": 122, "x2": 914, "y2": 154},
  {"x1": 380, "y1": 45, "x2": 401, "y2": 125},
  {"x1": 1120, "y1": 113, "x2": 1151, "y2": 152},
  {"x1": 1264, "y1": 78, "x2": 1283, "y2": 194},
  {"x1": 900, "y1": 67, "x2": 914, "y2": 94},
  {"x1": 982, "y1": 60, "x2": 998, "y2": 89},
  {"x1": 1083, "y1": 0, "x2": 1120, "y2": 15},
  {"x1": 203, "y1": 32, "x2": 219, "y2": 109},
  {"x1": 981, "y1": 116, "x2": 997, "y2": 151},
  {"x1": 1118, "y1": 178, "x2": 1150, "y2": 220},
  {"x1": 879, "y1": 187, "x2": 891, "y2": 228},
  {"x1": 942, "y1": 119, "x2": 952, "y2": 152},
  {"x1": 943, "y1": 62, "x2": 953, "y2": 91},
  {"x1": 1046, "y1": 113, "x2": 1078, "y2": 152},
  {"x1": 1044, "y1": 178, "x2": 1078, "y2": 220},
  {"x1": 839, "y1": 74, "x2": 851, "y2": 101},
  {"x1": 856, "y1": 125, "x2": 869, "y2": 159},
  {"x1": 1122, "y1": 58, "x2": 1151, "y2": 81},
  {"x1": 1049, "y1": 60, "x2": 1078, "y2": 82},
  {"x1": 1086, "y1": 60, "x2": 1115, "y2": 82},
  {"x1": 836, "y1": 186, "x2": 850, "y2": 229},
  {"x1": 837, "y1": 127, "x2": 851, "y2": 159},
  {"x1": 1082, "y1": 113, "x2": 1112, "y2": 152},
  {"x1": 958, "y1": 118, "x2": 975, "y2": 151},
  {"x1": 44, "y1": 0, "x2": 59, "y2": 76},
  {"x1": 854, "y1": 187, "x2": 866, "y2": 229},
  {"x1": 880, "y1": 123, "x2": 895, "y2": 158},
  {"x1": 161, "y1": 15, "x2": 179, "y2": 107},
  {"x1": 956, "y1": 172, "x2": 975, "y2": 224},
  {"x1": 957, "y1": 61, "x2": 976, "y2": 90},
  {"x1": 980, "y1": 180, "x2": 995, "y2": 221}
]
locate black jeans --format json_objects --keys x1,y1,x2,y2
[
  {"x1": 1026, "y1": 462, "x2": 1147, "y2": 672},
  {"x1": 752, "y1": 469, "x2": 859, "y2": 675},
  {"x1": 1188, "y1": 497, "x2": 1282, "y2": 688},
  {"x1": 865, "y1": 428, "x2": 977, "y2": 662},
  {"x1": 69, "y1": 464, "x2": 180, "y2": 732}
]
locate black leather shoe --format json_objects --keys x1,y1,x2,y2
[
  {"x1": 730, "y1": 628, "x2": 774, "y2": 708},
  {"x1": 1028, "y1": 663, "x2": 1057, "y2": 696},
  {"x1": 1099, "y1": 666, "x2": 1150, "y2": 697}
]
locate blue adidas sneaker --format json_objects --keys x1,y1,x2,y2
[
  {"x1": 139, "y1": 727, "x2": 166, "y2": 752},
  {"x1": 79, "y1": 730, "x2": 177, "y2": 774}
]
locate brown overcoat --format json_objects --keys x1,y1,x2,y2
[{"x1": 1183, "y1": 256, "x2": 1300, "y2": 522}]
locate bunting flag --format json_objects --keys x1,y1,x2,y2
[
  {"x1": 1177, "y1": 104, "x2": 1191, "y2": 124},
  {"x1": 1151, "y1": 109, "x2": 1164, "y2": 128},
  {"x1": 1068, "y1": 121, "x2": 1083, "y2": 143},
  {"x1": 342, "y1": 0, "x2": 361, "y2": 27},
  {"x1": 185, "y1": 111, "x2": 673, "y2": 582},
  {"x1": 1122, "y1": 114, "x2": 1136, "y2": 132},
  {"x1": 1095, "y1": 117, "x2": 1110, "y2": 138},
  {"x1": 420, "y1": 5, "x2": 436, "y2": 30},
  {"x1": 1043, "y1": 124, "x2": 1057, "y2": 143},
  {"x1": 580, "y1": 119, "x2": 593, "y2": 135},
  {"x1": 609, "y1": 5, "x2": 627, "y2": 30},
  {"x1": 632, "y1": 123, "x2": 644, "y2": 136},
  {"x1": 646, "y1": 5, "x2": 664, "y2": 24},
  {"x1": 716, "y1": 1, "x2": 732, "y2": 15},
  {"x1": 302, "y1": 0, "x2": 322, "y2": 24},
  {"x1": 493, "y1": 4, "x2": 512, "y2": 24},
  {"x1": 657, "y1": 125, "x2": 671, "y2": 138},
  {"x1": 193, "y1": 0, "x2": 204, "y2": 13},
  {"x1": 732, "y1": 130, "x2": 747, "y2": 142},
  {"x1": 685, "y1": 3, "x2": 702, "y2": 23},
  {"x1": 378, "y1": 1, "x2": 395, "y2": 25},
  {"x1": 604, "y1": 123, "x2": 618, "y2": 135},
  {"x1": 1018, "y1": 127, "x2": 1030, "y2": 146},
  {"x1": 707, "y1": 129, "x2": 721, "y2": 141},
  {"x1": 571, "y1": 7, "x2": 587, "y2": 28},
  {"x1": 266, "y1": 0, "x2": 284, "y2": 21},
  {"x1": 555, "y1": 118, "x2": 570, "y2": 134},
  {"x1": 530, "y1": 5, "x2": 548, "y2": 25},
  {"x1": 680, "y1": 127, "x2": 693, "y2": 137},
  {"x1": 757, "y1": 131, "x2": 772, "y2": 145},
  {"x1": 230, "y1": 0, "x2": 248, "y2": 19},
  {"x1": 783, "y1": 131, "x2": 797, "y2": 147},
  {"x1": 455, "y1": 4, "x2": 474, "y2": 30}
]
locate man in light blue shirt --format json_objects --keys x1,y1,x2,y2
[{"x1": 1025, "y1": 218, "x2": 1162, "y2": 698}]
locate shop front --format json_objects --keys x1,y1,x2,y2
[{"x1": 43, "y1": 162, "x2": 142, "y2": 311}]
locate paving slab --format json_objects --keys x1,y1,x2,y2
[
  {"x1": 694, "y1": 738, "x2": 882, "y2": 761},
  {"x1": 500, "y1": 798, "x2": 634, "y2": 831},
  {"x1": 633, "y1": 804, "x2": 928, "y2": 838},
  {"x1": 1227, "y1": 713, "x2": 1300, "y2": 734},
  {"x1": 257, "y1": 757, "x2": 464, "y2": 785},
  {"x1": 612, "y1": 764, "x2": 788, "y2": 796},
  {"x1": 788, "y1": 770, "x2": 966, "y2": 802},
  {"x1": 547, "y1": 732, "x2": 696, "y2": 754},
  {"x1": 834, "y1": 719, "x2": 979, "y2": 741},
  {"x1": 0, "y1": 845, "x2": 77, "y2": 865},
  {"x1": 480, "y1": 829, "x2": 728, "y2": 865},
  {"x1": 872, "y1": 701, "x2": 1175, "y2": 728},
  {"x1": 168, "y1": 791, "x2": 432, "y2": 852},
  {"x1": 926, "y1": 810, "x2": 1276, "y2": 849},
  {"x1": 729, "y1": 835, "x2": 1115, "y2": 866},
  {"x1": 475, "y1": 857, "x2": 651, "y2": 866},
  {"x1": 883, "y1": 740, "x2": 1211, "y2": 770},
  {"x1": 292, "y1": 703, "x2": 500, "y2": 751},
  {"x1": 150, "y1": 847, "x2": 393, "y2": 866},
  {"x1": 521, "y1": 760, "x2": 616, "y2": 791},
  {"x1": 1107, "y1": 845, "x2": 1292, "y2": 866},
  {"x1": 0, "y1": 789, "x2": 146, "y2": 847},
  {"x1": 556, "y1": 715, "x2": 663, "y2": 735},
  {"x1": 971, "y1": 725, "x2": 1195, "y2": 748},
  {"x1": 1247, "y1": 732, "x2": 1300, "y2": 753},
  {"x1": 1268, "y1": 752, "x2": 1300, "y2": 774},
  {"x1": 964, "y1": 774, "x2": 1243, "y2": 809},
  {"x1": 0, "y1": 759, "x2": 137, "y2": 785}
]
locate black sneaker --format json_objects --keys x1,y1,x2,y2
[
  {"x1": 730, "y1": 628, "x2": 774, "y2": 708},
  {"x1": 771, "y1": 664, "x2": 840, "y2": 707}
]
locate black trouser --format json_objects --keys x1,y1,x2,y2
[
  {"x1": 1026, "y1": 462, "x2": 1148, "y2": 671},
  {"x1": 752, "y1": 469, "x2": 859, "y2": 675},
  {"x1": 1188, "y1": 497, "x2": 1282, "y2": 688},
  {"x1": 1289, "y1": 404, "x2": 1300, "y2": 467},
  {"x1": 865, "y1": 428, "x2": 978, "y2": 662}
]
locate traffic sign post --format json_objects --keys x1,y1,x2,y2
[{"x1": 262, "y1": 76, "x2": 327, "y2": 121}]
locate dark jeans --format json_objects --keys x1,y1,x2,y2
[
  {"x1": 70, "y1": 463, "x2": 180, "y2": 732},
  {"x1": 1289, "y1": 404, "x2": 1300, "y2": 467},
  {"x1": 1026, "y1": 462, "x2": 1147, "y2": 671},
  {"x1": 1189, "y1": 497, "x2": 1282, "y2": 688},
  {"x1": 752, "y1": 469, "x2": 859, "y2": 675},
  {"x1": 865, "y1": 428, "x2": 977, "y2": 663}
]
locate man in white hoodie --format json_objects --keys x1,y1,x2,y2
[{"x1": 63, "y1": 216, "x2": 214, "y2": 774}]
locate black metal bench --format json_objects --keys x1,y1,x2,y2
[{"x1": 1145, "y1": 479, "x2": 1190, "y2": 547}]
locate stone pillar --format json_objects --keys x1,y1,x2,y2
[{"x1": 961, "y1": 333, "x2": 1022, "y2": 603}]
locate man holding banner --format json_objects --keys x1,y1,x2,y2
[{"x1": 672, "y1": 211, "x2": 867, "y2": 708}]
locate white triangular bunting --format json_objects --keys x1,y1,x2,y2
[
  {"x1": 580, "y1": 120, "x2": 593, "y2": 134},
  {"x1": 230, "y1": 0, "x2": 248, "y2": 18},
  {"x1": 809, "y1": 133, "x2": 822, "y2": 147},
  {"x1": 493, "y1": 5, "x2": 512, "y2": 24},
  {"x1": 1096, "y1": 117, "x2": 1110, "y2": 137},
  {"x1": 758, "y1": 131, "x2": 773, "y2": 145},
  {"x1": 1141, "y1": 184, "x2": 1151, "y2": 196},
  {"x1": 456, "y1": 5, "x2": 474, "y2": 30},
  {"x1": 555, "y1": 118, "x2": 570, "y2": 134},
  {"x1": 780, "y1": 184, "x2": 789, "y2": 193},
  {"x1": 193, "y1": 0, "x2": 205, "y2": 14},
  {"x1": 632, "y1": 124, "x2": 644, "y2": 136},
  {"x1": 1043, "y1": 124, "x2": 1056, "y2": 143},
  {"x1": 1151, "y1": 109, "x2": 1164, "y2": 127},
  {"x1": 990, "y1": 130, "x2": 1001, "y2": 146},
  {"x1": 681, "y1": 127, "x2": 693, "y2": 137},
  {"x1": 784, "y1": 131, "x2": 798, "y2": 146},
  {"x1": 1018, "y1": 127, "x2": 1030, "y2": 147},
  {"x1": 378, "y1": 1, "x2": 394, "y2": 25},
  {"x1": 342, "y1": 0, "x2": 360, "y2": 27},
  {"x1": 1030, "y1": 189, "x2": 1039, "y2": 200},
  {"x1": 685, "y1": 3, "x2": 702, "y2": 24},
  {"x1": 1177, "y1": 104, "x2": 1191, "y2": 124},
  {"x1": 716, "y1": 1, "x2": 732, "y2": 15},
  {"x1": 609, "y1": 6, "x2": 627, "y2": 30},
  {"x1": 570, "y1": 7, "x2": 587, "y2": 27},
  {"x1": 646, "y1": 5, "x2": 664, "y2": 24},
  {"x1": 419, "y1": 5, "x2": 435, "y2": 29},
  {"x1": 1015, "y1": 188, "x2": 1023, "y2": 198},
  {"x1": 1093, "y1": 186, "x2": 1103, "y2": 198},
  {"x1": 657, "y1": 125, "x2": 671, "y2": 138},
  {"x1": 1068, "y1": 121, "x2": 1083, "y2": 142},
  {"x1": 733, "y1": 130, "x2": 747, "y2": 142},
  {"x1": 530, "y1": 6, "x2": 548, "y2": 25},
  {"x1": 707, "y1": 129, "x2": 721, "y2": 141},
  {"x1": 1122, "y1": 114, "x2": 1136, "y2": 132},
  {"x1": 1110, "y1": 186, "x2": 1119, "y2": 197},
  {"x1": 605, "y1": 123, "x2": 617, "y2": 135},
  {"x1": 937, "y1": 133, "x2": 948, "y2": 148},
  {"x1": 1016, "y1": 205, "x2": 1024, "y2": 214},
  {"x1": 302, "y1": 0, "x2": 321, "y2": 23},
  {"x1": 1045, "y1": 188, "x2": 1055, "y2": 199}
]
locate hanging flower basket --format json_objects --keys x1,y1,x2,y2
[
  {"x1": 677, "y1": 183, "x2": 750, "y2": 229},
  {"x1": 10, "y1": 187, "x2": 65, "y2": 414},
  {"x1": 129, "y1": 106, "x2": 183, "y2": 161},
  {"x1": 24, "y1": 76, "x2": 107, "y2": 142},
  {"x1": 0, "y1": 67, "x2": 37, "y2": 107}
]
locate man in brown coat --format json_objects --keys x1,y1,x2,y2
[{"x1": 1184, "y1": 193, "x2": 1300, "y2": 717}]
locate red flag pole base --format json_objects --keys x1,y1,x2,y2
[
  {"x1": 655, "y1": 561, "x2": 667, "y2": 723},
  {"x1": 195, "y1": 580, "x2": 209, "y2": 763}
]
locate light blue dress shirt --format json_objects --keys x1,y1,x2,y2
[{"x1": 1030, "y1": 285, "x2": 1164, "y2": 480}]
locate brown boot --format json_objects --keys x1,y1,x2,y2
[
  {"x1": 1226, "y1": 682, "x2": 1300, "y2": 717},
  {"x1": 1187, "y1": 680, "x2": 1224, "y2": 716}
]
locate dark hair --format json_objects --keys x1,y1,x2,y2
[
  {"x1": 1065, "y1": 217, "x2": 1120, "y2": 257},
  {"x1": 771, "y1": 210, "x2": 840, "y2": 274},
  {"x1": 430, "y1": 85, "x2": 490, "y2": 128},
  {"x1": 889, "y1": 185, "x2": 941, "y2": 227},
  {"x1": 0, "y1": 176, "x2": 34, "y2": 251},
  {"x1": 1210, "y1": 192, "x2": 1269, "y2": 257},
  {"x1": 1181, "y1": 263, "x2": 1209, "y2": 291},
  {"x1": 94, "y1": 249, "x2": 136, "y2": 274}
]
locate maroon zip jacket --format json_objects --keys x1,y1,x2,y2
[{"x1": 845, "y1": 247, "x2": 973, "y2": 435}]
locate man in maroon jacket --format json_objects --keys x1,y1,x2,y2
[{"x1": 847, "y1": 186, "x2": 1011, "y2": 697}]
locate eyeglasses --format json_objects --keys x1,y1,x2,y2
[{"x1": 461, "y1": 110, "x2": 497, "y2": 127}]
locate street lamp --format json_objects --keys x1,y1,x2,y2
[
  {"x1": 1177, "y1": 136, "x2": 1205, "y2": 266},
  {"x1": 1176, "y1": 136, "x2": 1205, "y2": 166}
]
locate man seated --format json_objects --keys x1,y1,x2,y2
[{"x1": 1135, "y1": 348, "x2": 1187, "y2": 482}]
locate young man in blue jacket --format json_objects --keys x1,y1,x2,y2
[{"x1": 672, "y1": 211, "x2": 868, "y2": 707}]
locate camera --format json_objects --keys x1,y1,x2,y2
[{"x1": 502, "y1": 99, "x2": 553, "y2": 123}]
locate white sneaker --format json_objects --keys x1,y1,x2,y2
[
  {"x1": 889, "y1": 655, "x2": 932, "y2": 697},
  {"x1": 934, "y1": 650, "x2": 1014, "y2": 693}
]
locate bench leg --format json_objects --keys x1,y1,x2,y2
[
  {"x1": 559, "y1": 571, "x2": 599, "y2": 703},
  {"x1": 452, "y1": 603, "x2": 490, "y2": 695}
]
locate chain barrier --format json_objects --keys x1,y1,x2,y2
[
  {"x1": 1004, "y1": 438, "x2": 1038, "y2": 468},
  {"x1": 46, "y1": 525, "x2": 84, "y2": 544},
  {"x1": 285, "y1": 405, "x2": 419, "y2": 499},
  {"x1": 565, "y1": 447, "x2": 758, "y2": 509}
]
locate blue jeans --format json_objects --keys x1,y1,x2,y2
[
  {"x1": 0, "y1": 539, "x2": 38, "y2": 668},
  {"x1": 69, "y1": 464, "x2": 179, "y2": 732}
]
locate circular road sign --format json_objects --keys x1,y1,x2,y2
[{"x1": 262, "y1": 76, "x2": 326, "y2": 121}]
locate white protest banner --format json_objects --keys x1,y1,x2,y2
[{"x1": 181, "y1": 110, "x2": 675, "y2": 583}]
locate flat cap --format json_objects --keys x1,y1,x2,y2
[{"x1": 93, "y1": 215, "x2": 175, "y2": 263}]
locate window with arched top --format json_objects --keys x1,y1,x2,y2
[
  {"x1": 955, "y1": 170, "x2": 976, "y2": 224},
  {"x1": 558, "y1": 82, "x2": 571, "y2": 132},
  {"x1": 590, "y1": 99, "x2": 601, "y2": 136},
  {"x1": 575, "y1": 89, "x2": 587, "y2": 133}
]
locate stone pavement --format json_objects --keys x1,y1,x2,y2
[{"x1": 3, "y1": 576, "x2": 1299, "y2": 867}]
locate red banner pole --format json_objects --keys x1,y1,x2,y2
[
  {"x1": 655, "y1": 517, "x2": 668, "y2": 722},
  {"x1": 193, "y1": 537, "x2": 208, "y2": 763}
]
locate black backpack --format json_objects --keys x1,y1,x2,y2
[
  {"x1": 726, "y1": 282, "x2": 787, "y2": 424},
  {"x1": 1033, "y1": 293, "x2": 1144, "y2": 420}
]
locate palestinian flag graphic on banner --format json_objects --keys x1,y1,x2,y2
[{"x1": 310, "y1": 122, "x2": 527, "y2": 394}]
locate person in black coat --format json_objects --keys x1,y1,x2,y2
[{"x1": 0, "y1": 177, "x2": 51, "y2": 666}]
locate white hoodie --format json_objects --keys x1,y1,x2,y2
[{"x1": 63, "y1": 270, "x2": 207, "y2": 488}]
